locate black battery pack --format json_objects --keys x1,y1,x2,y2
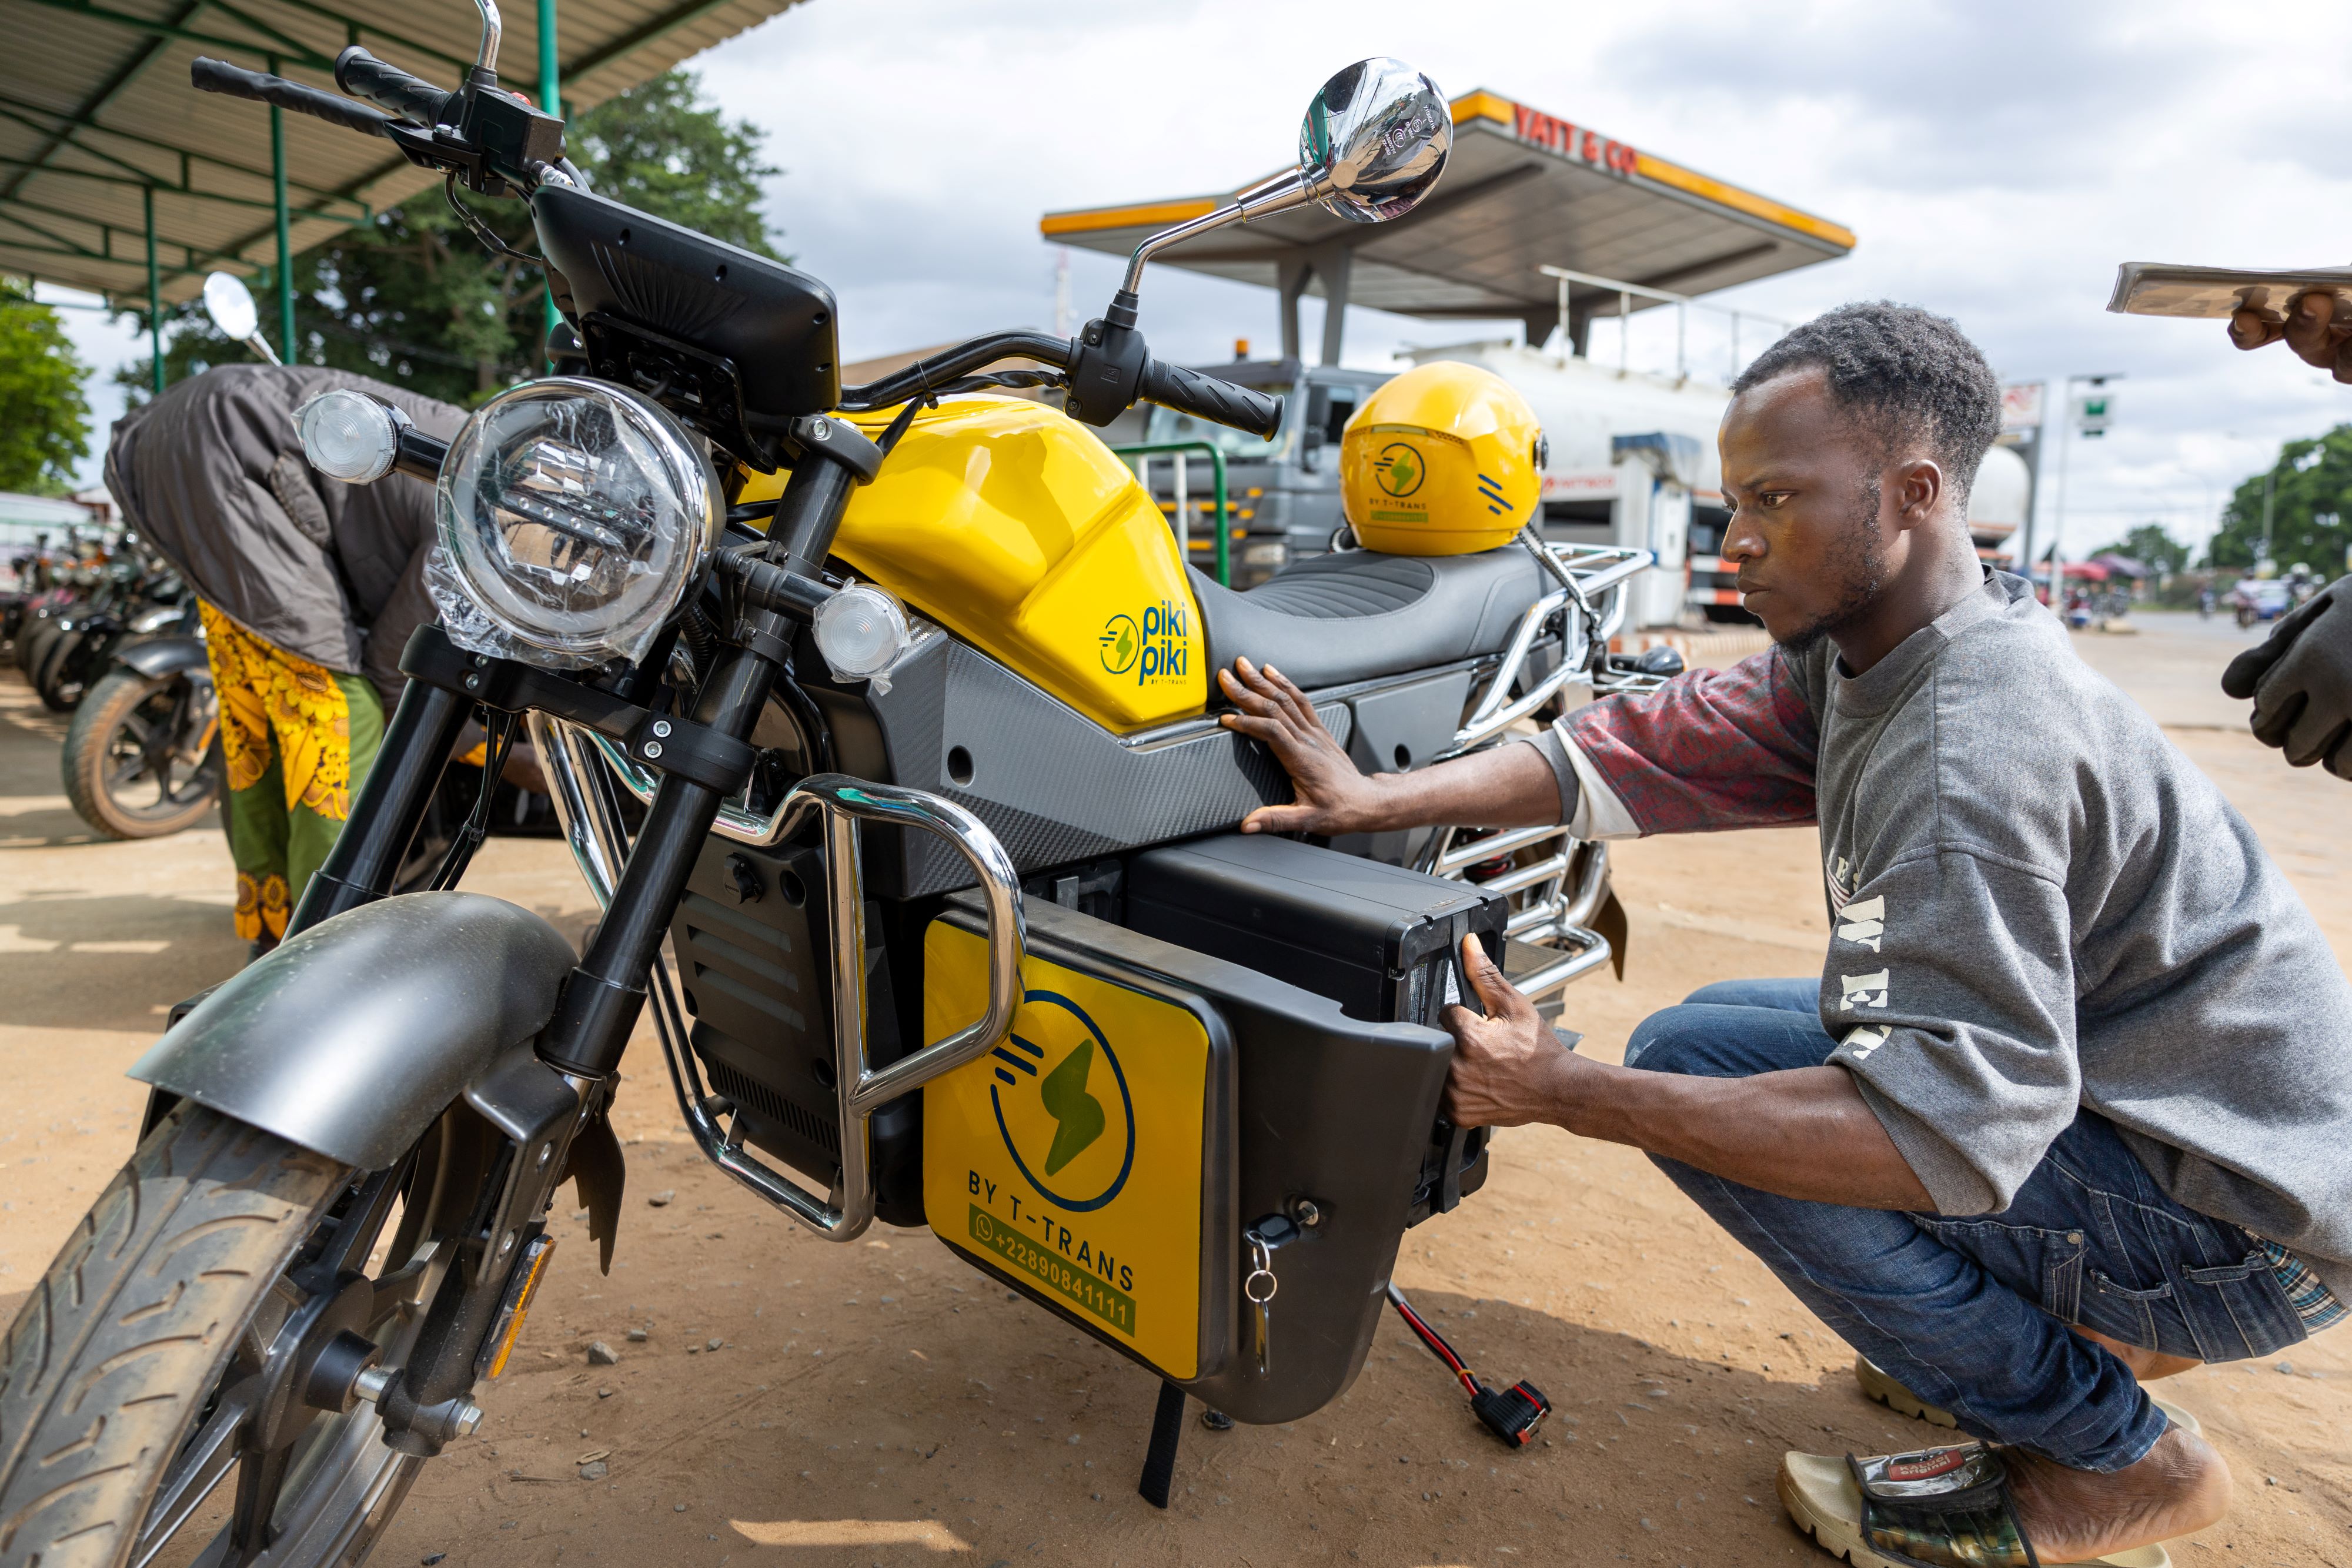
[
  {"x1": 665, "y1": 834, "x2": 925, "y2": 1225},
  {"x1": 1122, "y1": 833, "x2": 1509, "y2": 1225}
]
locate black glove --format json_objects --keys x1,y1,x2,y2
[{"x1": 2222, "y1": 573, "x2": 2352, "y2": 777}]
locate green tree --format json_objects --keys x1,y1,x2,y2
[
  {"x1": 2097, "y1": 522, "x2": 2189, "y2": 576},
  {"x1": 2207, "y1": 426, "x2": 2352, "y2": 575},
  {"x1": 0, "y1": 280, "x2": 92, "y2": 493},
  {"x1": 115, "y1": 70, "x2": 781, "y2": 405}
]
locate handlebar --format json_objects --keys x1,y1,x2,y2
[
  {"x1": 189, "y1": 58, "x2": 392, "y2": 139},
  {"x1": 192, "y1": 52, "x2": 1283, "y2": 447},
  {"x1": 334, "y1": 45, "x2": 455, "y2": 126},
  {"x1": 1139, "y1": 358, "x2": 1282, "y2": 440},
  {"x1": 837, "y1": 330, "x2": 1282, "y2": 441},
  {"x1": 836, "y1": 331, "x2": 1073, "y2": 412}
]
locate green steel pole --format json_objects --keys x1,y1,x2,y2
[
  {"x1": 270, "y1": 95, "x2": 294, "y2": 359},
  {"x1": 143, "y1": 183, "x2": 162, "y2": 394},
  {"x1": 539, "y1": 0, "x2": 560, "y2": 366}
]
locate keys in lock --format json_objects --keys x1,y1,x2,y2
[{"x1": 1243, "y1": 1213, "x2": 1301, "y2": 1376}]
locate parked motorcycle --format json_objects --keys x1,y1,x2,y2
[
  {"x1": 0, "y1": 24, "x2": 1663, "y2": 1565},
  {"x1": 25, "y1": 538, "x2": 191, "y2": 713},
  {"x1": 58, "y1": 603, "x2": 223, "y2": 839}
]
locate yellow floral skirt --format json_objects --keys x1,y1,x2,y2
[{"x1": 199, "y1": 602, "x2": 385, "y2": 941}]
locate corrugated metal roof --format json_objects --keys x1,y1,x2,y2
[
  {"x1": 1041, "y1": 88, "x2": 1854, "y2": 332},
  {"x1": 1, "y1": 0, "x2": 805, "y2": 303}
]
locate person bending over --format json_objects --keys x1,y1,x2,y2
[
  {"x1": 108, "y1": 366, "x2": 461, "y2": 954},
  {"x1": 1218, "y1": 303, "x2": 2350, "y2": 1568}
]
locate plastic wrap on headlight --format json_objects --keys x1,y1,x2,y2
[{"x1": 429, "y1": 378, "x2": 721, "y2": 669}]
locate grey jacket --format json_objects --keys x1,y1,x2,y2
[
  {"x1": 105, "y1": 366, "x2": 465, "y2": 707},
  {"x1": 1538, "y1": 574, "x2": 2352, "y2": 1299}
]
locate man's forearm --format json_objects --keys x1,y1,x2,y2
[
  {"x1": 1351, "y1": 739, "x2": 1564, "y2": 832},
  {"x1": 1551, "y1": 1060, "x2": 1936, "y2": 1211}
]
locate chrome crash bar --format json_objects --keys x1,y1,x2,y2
[
  {"x1": 1424, "y1": 795, "x2": 1616, "y2": 1006},
  {"x1": 1442, "y1": 543, "x2": 1650, "y2": 759},
  {"x1": 534, "y1": 715, "x2": 1027, "y2": 1242}
]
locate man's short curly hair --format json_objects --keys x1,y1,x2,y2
[{"x1": 1732, "y1": 302, "x2": 2001, "y2": 507}]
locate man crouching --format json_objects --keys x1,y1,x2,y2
[{"x1": 1218, "y1": 302, "x2": 2350, "y2": 1567}]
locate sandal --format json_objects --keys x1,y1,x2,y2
[
  {"x1": 1780, "y1": 1441, "x2": 2172, "y2": 1568},
  {"x1": 1854, "y1": 1358, "x2": 2204, "y2": 1438}
]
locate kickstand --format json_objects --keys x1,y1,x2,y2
[{"x1": 1137, "y1": 1380, "x2": 1186, "y2": 1509}]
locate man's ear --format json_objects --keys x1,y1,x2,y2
[{"x1": 1892, "y1": 458, "x2": 1945, "y2": 529}]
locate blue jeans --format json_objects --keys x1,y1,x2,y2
[{"x1": 1625, "y1": 978, "x2": 2311, "y2": 1472}]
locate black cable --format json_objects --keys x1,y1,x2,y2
[
  {"x1": 1386, "y1": 1283, "x2": 1480, "y2": 1395},
  {"x1": 443, "y1": 173, "x2": 545, "y2": 267},
  {"x1": 874, "y1": 390, "x2": 932, "y2": 457},
  {"x1": 427, "y1": 708, "x2": 522, "y2": 890}
]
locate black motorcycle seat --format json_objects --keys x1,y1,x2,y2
[{"x1": 1190, "y1": 546, "x2": 1545, "y2": 691}]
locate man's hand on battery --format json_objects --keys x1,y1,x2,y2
[
  {"x1": 2223, "y1": 573, "x2": 2352, "y2": 777},
  {"x1": 1441, "y1": 935, "x2": 1576, "y2": 1128},
  {"x1": 2230, "y1": 290, "x2": 2352, "y2": 382},
  {"x1": 1220, "y1": 658, "x2": 1385, "y2": 834}
]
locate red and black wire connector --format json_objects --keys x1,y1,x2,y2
[{"x1": 1385, "y1": 1283, "x2": 1552, "y2": 1448}]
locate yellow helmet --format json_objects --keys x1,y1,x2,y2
[{"x1": 1340, "y1": 362, "x2": 1545, "y2": 556}]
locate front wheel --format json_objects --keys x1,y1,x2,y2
[
  {"x1": 0, "y1": 1103, "x2": 493, "y2": 1568},
  {"x1": 60, "y1": 667, "x2": 223, "y2": 839}
]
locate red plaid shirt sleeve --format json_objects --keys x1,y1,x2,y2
[{"x1": 1559, "y1": 647, "x2": 1820, "y2": 834}]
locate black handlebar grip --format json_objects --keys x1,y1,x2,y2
[
  {"x1": 334, "y1": 46, "x2": 455, "y2": 126},
  {"x1": 1138, "y1": 359, "x2": 1284, "y2": 440},
  {"x1": 190, "y1": 58, "x2": 392, "y2": 139}
]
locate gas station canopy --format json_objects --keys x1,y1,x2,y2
[
  {"x1": 1042, "y1": 89, "x2": 1855, "y2": 363},
  {"x1": 0, "y1": 0, "x2": 803, "y2": 307}
]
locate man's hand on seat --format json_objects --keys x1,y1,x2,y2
[
  {"x1": 2230, "y1": 290, "x2": 2352, "y2": 382},
  {"x1": 1218, "y1": 657, "x2": 1387, "y2": 835},
  {"x1": 1218, "y1": 657, "x2": 1571, "y2": 834}
]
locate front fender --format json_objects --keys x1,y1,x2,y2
[
  {"x1": 116, "y1": 634, "x2": 209, "y2": 680},
  {"x1": 131, "y1": 892, "x2": 578, "y2": 1169}
]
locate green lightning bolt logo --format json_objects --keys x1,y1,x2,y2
[{"x1": 1040, "y1": 1040, "x2": 1106, "y2": 1176}]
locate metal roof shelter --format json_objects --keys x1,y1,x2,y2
[
  {"x1": 1, "y1": 0, "x2": 804, "y2": 381},
  {"x1": 1041, "y1": 88, "x2": 1855, "y2": 366}
]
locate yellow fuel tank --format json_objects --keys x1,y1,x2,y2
[{"x1": 736, "y1": 397, "x2": 1205, "y2": 732}]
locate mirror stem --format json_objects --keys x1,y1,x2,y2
[
  {"x1": 1119, "y1": 168, "x2": 1319, "y2": 296},
  {"x1": 472, "y1": 0, "x2": 503, "y2": 83}
]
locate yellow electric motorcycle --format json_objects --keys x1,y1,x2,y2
[{"x1": 0, "y1": 16, "x2": 1663, "y2": 1564}]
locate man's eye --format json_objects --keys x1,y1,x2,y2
[{"x1": 1758, "y1": 492, "x2": 1792, "y2": 509}]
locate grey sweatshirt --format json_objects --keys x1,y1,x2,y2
[{"x1": 1534, "y1": 573, "x2": 2352, "y2": 1298}]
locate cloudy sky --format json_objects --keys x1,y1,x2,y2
[{"x1": 51, "y1": 0, "x2": 2352, "y2": 560}]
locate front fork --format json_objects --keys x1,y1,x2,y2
[{"x1": 349, "y1": 440, "x2": 925, "y2": 1448}]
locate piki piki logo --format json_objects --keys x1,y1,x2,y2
[{"x1": 1098, "y1": 601, "x2": 1191, "y2": 686}]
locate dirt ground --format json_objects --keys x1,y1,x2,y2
[{"x1": 2, "y1": 610, "x2": 2346, "y2": 1568}]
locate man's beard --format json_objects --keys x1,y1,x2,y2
[{"x1": 1773, "y1": 480, "x2": 1886, "y2": 656}]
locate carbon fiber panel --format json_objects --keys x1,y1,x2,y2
[{"x1": 863, "y1": 636, "x2": 1353, "y2": 898}]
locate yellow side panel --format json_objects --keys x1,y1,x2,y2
[
  {"x1": 923, "y1": 920, "x2": 1207, "y2": 1379},
  {"x1": 739, "y1": 397, "x2": 1205, "y2": 731}
]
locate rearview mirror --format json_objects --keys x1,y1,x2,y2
[
  {"x1": 1297, "y1": 58, "x2": 1451, "y2": 223},
  {"x1": 201, "y1": 272, "x2": 282, "y2": 366},
  {"x1": 1118, "y1": 58, "x2": 1450, "y2": 297}
]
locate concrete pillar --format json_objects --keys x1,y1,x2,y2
[
  {"x1": 1314, "y1": 245, "x2": 1351, "y2": 366},
  {"x1": 1277, "y1": 258, "x2": 1309, "y2": 360}
]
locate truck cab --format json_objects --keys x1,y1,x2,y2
[{"x1": 1138, "y1": 358, "x2": 1396, "y2": 588}]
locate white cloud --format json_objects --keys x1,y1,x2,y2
[{"x1": 64, "y1": 0, "x2": 2352, "y2": 561}]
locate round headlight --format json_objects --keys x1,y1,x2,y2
[
  {"x1": 430, "y1": 379, "x2": 721, "y2": 669},
  {"x1": 294, "y1": 388, "x2": 403, "y2": 483}
]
